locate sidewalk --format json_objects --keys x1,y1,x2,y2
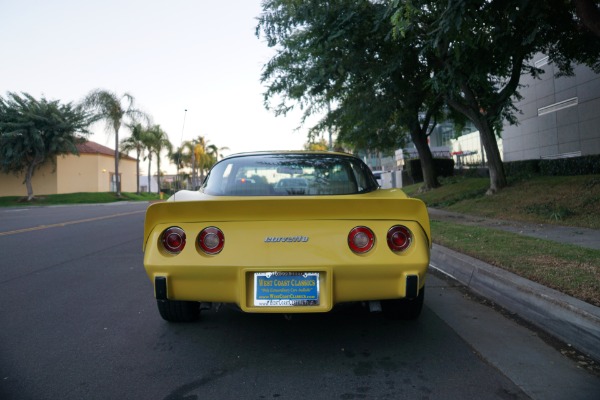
[
  {"x1": 428, "y1": 208, "x2": 600, "y2": 250},
  {"x1": 427, "y1": 208, "x2": 600, "y2": 364}
]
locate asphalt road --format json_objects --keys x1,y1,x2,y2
[{"x1": 0, "y1": 203, "x2": 598, "y2": 400}]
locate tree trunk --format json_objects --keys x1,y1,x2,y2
[
  {"x1": 191, "y1": 153, "x2": 196, "y2": 189},
  {"x1": 135, "y1": 149, "x2": 141, "y2": 194},
  {"x1": 410, "y1": 127, "x2": 439, "y2": 191},
  {"x1": 445, "y1": 94, "x2": 507, "y2": 195},
  {"x1": 24, "y1": 153, "x2": 44, "y2": 201},
  {"x1": 147, "y1": 155, "x2": 152, "y2": 195},
  {"x1": 114, "y1": 128, "x2": 121, "y2": 197},
  {"x1": 156, "y1": 158, "x2": 161, "y2": 195},
  {"x1": 473, "y1": 118, "x2": 507, "y2": 194},
  {"x1": 25, "y1": 162, "x2": 36, "y2": 201}
]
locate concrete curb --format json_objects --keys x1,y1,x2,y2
[{"x1": 430, "y1": 244, "x2": 600, "y2": 363}]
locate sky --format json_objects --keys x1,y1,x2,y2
[{"x1": 0, "y1": 0, "x2": 314, "y2": 173}]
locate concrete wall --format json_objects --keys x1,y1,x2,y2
[{"x1": 502, "y1": 55, "x2": 600, "y2": 162}]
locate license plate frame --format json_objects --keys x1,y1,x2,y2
[{"x1": 254, "y1": 272, "x2": 320, "y2": 307}]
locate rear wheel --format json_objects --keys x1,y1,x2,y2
[
  {"x1": 381, "y1": 287, "x2": 425, "y2": 320},
  {"x1": 157, "y1": 299, "x2": 200, "y2": 322}
]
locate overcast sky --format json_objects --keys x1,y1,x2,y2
[{"x1": 1, "y1": 0, "x2": 314, "y2": 172}]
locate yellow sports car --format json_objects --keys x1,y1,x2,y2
[{"x1": 143, "y1": 151, "x2": 431, "y2": 322}]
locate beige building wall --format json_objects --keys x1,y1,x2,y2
[
  {"x1": 56, "y1": 152, "x2": 138, "y2": 193},
  {"x1": 118, "y1": 157, "x2": 137, "y2": 193},
  {"x1": 56, "y1": 153, "x2": 101, "y2": 193},
  {"x1": 0, "y1": 153, "x2": 138, "y2": 196},
  {"x1": 0, "y1": 163, "x2": 59, "y2": 197}
]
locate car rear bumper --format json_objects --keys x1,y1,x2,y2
[{"x1": 147, "y1": 262, "x2": 428, "y2": 313}]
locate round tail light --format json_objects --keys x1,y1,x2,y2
[
  {"x1": 387, "y1": 225, "x2": 412, "y2": 252},
  {"x1": 198, "y1": 227, "x2": 225, "y2": 254},
  {"x1": 161, "y1": 227, "x2": 186, "y2": 254},
  {"x1": 348, "y1": 226, "x2": 375, "y2": 254}
]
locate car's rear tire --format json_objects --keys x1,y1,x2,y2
[
  {"x1": 381, "y1": 287, "x2": 425, "y2": 320},
  {"x1": 157, "y1": 299, "x2": 200, "y2": 322}
]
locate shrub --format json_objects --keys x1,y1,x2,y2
[
  {"x1": 539, "y1": 155, "x2": 600, "y2": 176},
  {"x1": 504, "y1": 155, "x2": 600, "y2": 177},
  {"x1": 405, "y1": 158, "x2": 455, "y2": 183}
]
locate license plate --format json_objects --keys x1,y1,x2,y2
[{"x1": 254, "y1": 272, "x2": 320, "y2": 306}]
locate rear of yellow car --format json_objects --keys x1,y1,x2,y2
[{"x1": 143, "y1": 192, "x2": 431, "y2": 322}]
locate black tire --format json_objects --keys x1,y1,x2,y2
[
  {"x1": 381, "y1": 287, "x2": 425, "y2": 320},
  {"x1": 157, "y1": 299, "x2": 200, "y2": 322}
]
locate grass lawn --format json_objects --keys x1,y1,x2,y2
[
  {"x1": 0, "y1": 192, "x2": 161, "y2": 207},
  {"x1": 404, "y1": 174, "x2": 600, "y2": 229},
  {"x1": 432, "y1": 220, "x2": 600, "y2": 307},
  {"x1": 405, "y1": 174, "x2": 600, "y2": 306}
]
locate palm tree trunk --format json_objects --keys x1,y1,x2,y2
[
  {"x1": 156, "y1": 158, "x2": 161, "y2": 195},
  {"x1": 135, "y1": 149, "x2": 141, "y2": 194},
  {"x1": 147, "y1": 155, "x2": 152, "y2": 194},
  {"x1": 114, "y1": 126, "x2": 121, "y2": 196}
]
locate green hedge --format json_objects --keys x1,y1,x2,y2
[
  {"x1": 503, "y1": 159, "x2": 541, "y2": 178},
  {"x1": 504, "y1": 155, "x2": 600, "y2": 177},
  {"x1": 406, "y1": 158, "x2": 455, "y2": 183}
]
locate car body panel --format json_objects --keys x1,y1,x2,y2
[
  {"x1": 142, "y1": 152, "x2": 430, "y2": 315},
  {"x1": 144, "y1": 192, "x2": 430, "y2": 312}
]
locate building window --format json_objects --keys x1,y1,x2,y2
[
  {"x1": 534, "y1": 56, "x2": 549, "y2": 68},
  {"x1": 538, "y1": 97, "x2": 578, "y2": 116}
]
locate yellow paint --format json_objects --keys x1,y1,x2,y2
[{"x1": 143, "y1": 191, "x2": 431, "y2": 312}]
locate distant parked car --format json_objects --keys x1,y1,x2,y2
[{"x1": 143, "y1": 151, "x2": 431, "y2": 322}]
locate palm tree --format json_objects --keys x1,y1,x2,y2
[
  {"x1": 169, "y1": 146, "x2": 188, "y2": 191},
  {"x1": 83, "y1": 90, "x2": 147, "y2": 196},
  {"x1": 146, "y1": 124, "x2": 172, "y2": 194},
  {"x1": 189, "y1": 136, "x2": 229, "y2": 187},
  {"x1": 181, "y1": 140, "x2": 197, "y2": 188},
  {"x1": 120, "y1": 122, "x2": 148, "y2": 194}
]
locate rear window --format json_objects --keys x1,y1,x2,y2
[{"x1": 201, "y1": 153, "x2": 378, "y2": 196}]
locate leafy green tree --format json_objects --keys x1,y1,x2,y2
[
  {"x1": 574, "y1": 0, "x2": 600, "y2": 37},
  {"x1": 391, "y1": 0, "x2": 600, "y2": 193},
  {"x1": 0, "y1": 92, "x2": 93, "y2": 201},
  {"x1": 258, "y1": 0, "x2": 445, "y2": 190},
  {"x1": 83, "y1": 89, "x2": 148, "y2": 196},
  {"x1": 145, "y1": 124, "x2": 172, "y2": 194},
  {"x1": 120, "y1": 122, "x2": 148, "y2": 194}
]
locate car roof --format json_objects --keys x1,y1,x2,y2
[{"x1": 222, "y1": 150, "x2": 357, "y2": 159}]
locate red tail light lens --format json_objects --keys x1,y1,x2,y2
[
  {"x1": 161, "y1": 227, "x2": 186, "y2": 254},
  {"x1": 348, "y1": 226, "x2": 375, "y2": 254},
  {"x1": 387, "y1": 225, "x2": 412, "y2": 252},
  {"x1": 198, "y1": 227, "x2": 225, "y2": 254}
]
